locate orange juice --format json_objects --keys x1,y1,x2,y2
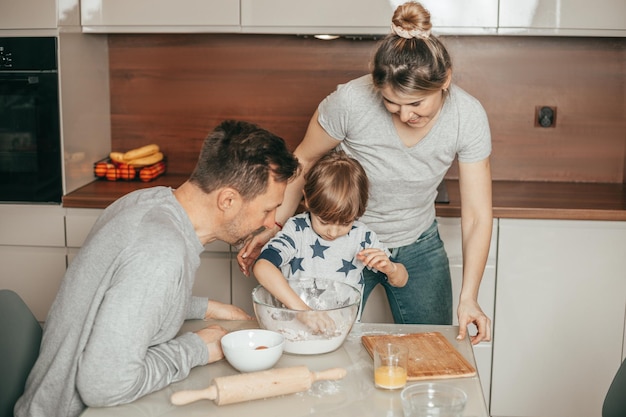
[{"x1": 375, "y1": 365, "x2": 407, "y2": 389}]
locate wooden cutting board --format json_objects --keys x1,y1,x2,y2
[{"x1": 361, "y1": 332, "x2": 476, "y2": 380}]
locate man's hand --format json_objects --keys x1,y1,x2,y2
[
  {"x1": 205, "y1": 300, "x2": 253, "y2": 321},
  {"x1": 194, "y1": 325, "x2": 228, "y2": 363}
]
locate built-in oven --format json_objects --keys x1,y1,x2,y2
[{"x1": 0, "y1": 37, "x2": 62, "y2": 203}]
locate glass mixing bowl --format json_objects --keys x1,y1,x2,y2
[{"x1": 252, "y1": 277, "x2": 361, "y2": 355}]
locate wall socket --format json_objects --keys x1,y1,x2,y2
[{"x1": 535, "y1": 106, "x2": 557, "y2": 128}]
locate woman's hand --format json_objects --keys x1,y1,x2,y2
[
  {"x1": 236, "y1": 226, "x2": 278, "y2": 276},
  {"x1": 457, "y1": 298, "x2": 492, "y2": 345},
  {"x1": 205, "y1": 300, "x2": 253, "y2": 321}
]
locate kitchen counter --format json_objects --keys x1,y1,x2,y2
[
  {"x1": 63, "y1": 176, "x2": 626, "y2": 221},
  {"x1": 62, "y1": 174, "x2": 189, "y2": 209},
  {"x1": 81, "y1": 320, "x2": 488, "y2": 417}
]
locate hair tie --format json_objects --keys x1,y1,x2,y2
[{"x1": 391, "y1": 24, "x2": 431, "y2": 40}]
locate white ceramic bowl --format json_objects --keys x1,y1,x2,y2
[
  {"x1": 252, "y1": 277, "x2": 361, "y2": 355},
  {"x1": 220, "y1": 329, "x2": 284, "y2": 373}
]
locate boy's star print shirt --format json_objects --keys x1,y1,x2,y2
[{"x1": 257, "y1": 212, "x2": 392, "y2": 292}]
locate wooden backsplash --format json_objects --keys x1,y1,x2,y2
[{"x1": 108, "y1": 34, "x2": 626, "y2": 183}]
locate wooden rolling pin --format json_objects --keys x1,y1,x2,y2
[{"x1": 171, "y1": 366, "x2": 347, "y2": 406}]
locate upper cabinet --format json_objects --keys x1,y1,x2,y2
[
  {"x1": 77, "y1": 0, "x2": 625, "y2": 36},
  {"x1": 0, "y1": 0, "x2": 57, "y2": 30},
  {"x1": 78, "y1": 0, "x2": 498, "y2": 35},
  {"x1": 80, "y1": 0, "x2": 240, "y2": 33},
  {"x1": 241, "y1": 0, "x2": 498, "y2": 35},
  {"x1": 499, "y1": 0, "x2": 626, "y2": 36}
]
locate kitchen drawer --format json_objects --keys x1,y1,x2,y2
[
  {"x1": 0, "y1": 204, "x2": 65, "y2": 247},
  {"x1": 0, "y1": 0, "x2": 57, "y2": 30},
  {"x1": 0, "y1": 245, "x2": 67, "y2": 321},
  {"x1": 65, "y1": 208, "x2": 104, "y2": 248}
]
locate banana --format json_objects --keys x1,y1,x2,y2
[
  {"x1": 127, "y1": 151, "x2": 164, "y2": 167},
  {"x1": 123, "y1": 144, "x2": 160, "y2": 161},
  {"x1": 109, "y1": 152, "x2": 126, "y2": 164}
]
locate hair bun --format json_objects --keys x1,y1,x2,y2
[{"x1": 391, "y1": 1, "x2": 432, "y2": 39}]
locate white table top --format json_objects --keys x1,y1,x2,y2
[{"x1": 82, "y1": 320, "x2": 488, "y2": 417}]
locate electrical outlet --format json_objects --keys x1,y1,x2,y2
[{"x1": 535, "y1": 106, "x2": 557, "y2": 128}]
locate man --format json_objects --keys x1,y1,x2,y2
[{"x1": 15, "y1": 120, "x2": 300, "y2": 417}]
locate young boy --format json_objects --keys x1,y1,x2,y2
[{"x1": 253, "y1": 150, "x2": 408, "y2": 317}]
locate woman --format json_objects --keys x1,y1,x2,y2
[{"x1": 238, "y1": 1, "x2": 492, "y2": 344}]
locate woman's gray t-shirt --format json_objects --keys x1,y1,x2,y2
[{"x1": 318, "y1": 75, "x2": 491, "y2": 248}]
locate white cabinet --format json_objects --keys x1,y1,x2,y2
[
  {"x1": 80, "y1": 0, "x2": 240, "y2": 33},
  {"x1": 77, "y1": 0, "x2": 498, "y2": 35},
  {"x1": 231, "y1": 262, "x2": 261, "y2": 317},
  {"x1": 65, "y1": 208, "x2": 103, "y2": 248},
  {"x1": 0, "y1": 246, "x2": 67, "y2": 322},
  {"x1": 75, "y1": 0, "x2": 626, "y2": 36},
  {"x1": 491, "y1": 219, "x2": 626, "y2": 417},
  {"x1": 0, "y1": 0, "x2": 57, "y2": 30},
  {"x1": 0, "y1": 204, "x2": 65, "y2": 247},
  {"x1": 66, "y1": 208, "x2": 103, "y2": 265},
  {"x1": 360, "y1": 285, "x2": 395, "y2": 323},
  {"x1": 0, "y1": 204, "x2": 67, "y2": 321},
  {"x1": 58, "y1": 31, "x2": 112, "y2": 195},
  {"x1": 438, "y1": 217, "x2": 496, "y2": 408},
  {"x1": 193, "y1": 241, "x2": 232, "y2": 306},
  {"x1": 499, "y1": 0, "x2": 626, "y2": 36},
  {"x1": 241, "y1": 0, "x2": 498, "y2": 35}
]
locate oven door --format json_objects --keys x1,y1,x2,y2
[{"x1": 0, "y1": 71, "x2": 62, "y2": 203}]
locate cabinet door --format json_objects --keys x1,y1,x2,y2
[
  {"x1": 81, "y1": 0, "x2": 240, "y2": 32},
  {"x1": 499, "y1": 0, "x2": 626, "y2": 35},
  {"x1": 194, "y1": 248, "x2": 231, "y2": 306},
  {"x1": 231, "y1": 261, "x2": 259, "y2": 317},
  {"x1": 66, "y1": 208, "x2": 103, "y2": 267},
  {"x1": 438, "y1": 217, "x2": 496, "y2": 408},
  {"x1": 0, "y1": 204, "x2": 65, "y2": 247},
  {"x1": 360, "y1": 284, "x2": 394, "y2": 323},
  {"x1": 492, "y1": 219, "x2": 626, "y2": 417},
  {"x1": 0, "y1": 246, "x2": 67, "y2": 321},
  {"x1": 0, "y1": 205, "x2": 65, "y2": 321},
  {"x1": 241, "y1": 0, "x2": 498, "y2": 35},
  {"x1": 0, "y1": 0, "x2": 57, "y2": 29},
  {"x1": 65, "y1": 208, "x2": 104, "y2": 248}
]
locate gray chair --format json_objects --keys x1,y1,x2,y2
[
  {"x1": 0, "y1": 290, "x2": 42, "y2": 417},
  {"x1": 603, "y1": 357, "x2": 626, "y2": 417}
]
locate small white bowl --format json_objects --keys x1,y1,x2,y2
[{"x1": 221, "y1": 329, "x2": 284, "y2": 373}]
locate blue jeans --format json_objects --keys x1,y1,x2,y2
[{"x1": 362, "y1": 220, "x2": 452, "y2": 325}]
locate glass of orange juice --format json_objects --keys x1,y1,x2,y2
[{"x1": 374, "y1": 342, "x2": 408, "y2": 390}]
